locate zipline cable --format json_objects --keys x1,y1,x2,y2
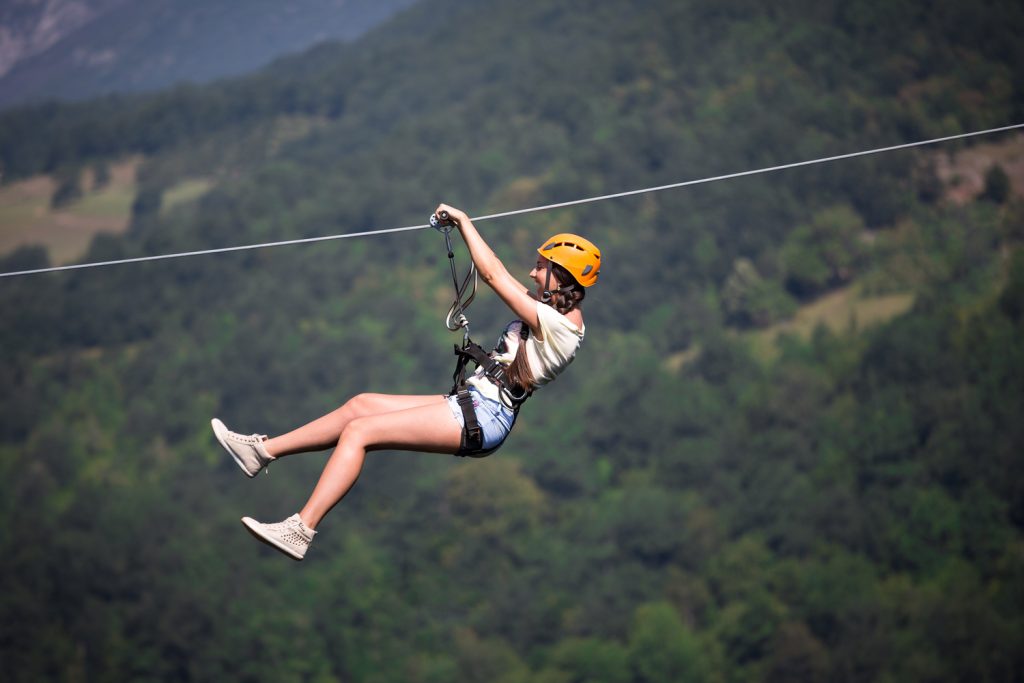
[{"x1": 2, "y1": 122, "x2": 1022, "y2": 279}]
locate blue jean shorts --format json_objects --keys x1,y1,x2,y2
[{"x1": 446, "y1": 386, "x2": 517, "y2": 452}]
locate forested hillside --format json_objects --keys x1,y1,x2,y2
[{"x1": 1, "y1": 0, "x2": 1023, "y2": 681}]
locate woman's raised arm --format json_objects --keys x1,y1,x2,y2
[{"x1": 435, "y1": 204, "x2": 540, "y2": 331}]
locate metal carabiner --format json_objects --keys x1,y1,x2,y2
[{"x1": 433, "y1": 210, "x2": 479, "y2": 333}]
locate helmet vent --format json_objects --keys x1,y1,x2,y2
[{"x1": 544, "y1": 241, "x2": 585, "y2": 251}]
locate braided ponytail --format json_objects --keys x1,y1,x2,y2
[{"x1": 545, "y1": 262, "x2": 586, "y2": 315}]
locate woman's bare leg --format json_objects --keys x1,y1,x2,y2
[
  {"x1": 263, "y1": 393, "x2": 443, "y2": 458},
  {"x1": 299, "y1": 397, "x2": 462, "y2": 529}
]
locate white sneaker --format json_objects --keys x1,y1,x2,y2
[
  {"x1": 241, "y1": 514, "x2": 316, "y2": 560},
  {"x1": 211, "y1": 418, "x2": 273, "y2": 477}
]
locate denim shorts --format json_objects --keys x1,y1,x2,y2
[{"x1": 446, "y1": 386, "x2": 517, "y2": 451}]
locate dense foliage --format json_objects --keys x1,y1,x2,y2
[{"x1": 1, "y1": 0, "x2": 1023, "y2": 681}]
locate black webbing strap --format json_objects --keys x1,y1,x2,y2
[
  {"x1": 449, "y1": 324, "x2": 531, "y2": 457},
  {"x1": 451, "y1": 341, "x2": 505, "y2": 394},
  {"x1": 451, "y1": 342, "x2": 501, "y2": 457},
  {"x1": 455, "y1": 389, "x2": 486, "y2": 456}
]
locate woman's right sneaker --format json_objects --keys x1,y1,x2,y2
[
  {"x1": 211, "y1": 418, "x2": 274, "y2": 477},
  {"x1": 241, "y1": 514, "x2": 316, "y2": 560}
]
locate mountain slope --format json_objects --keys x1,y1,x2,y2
[
  {"x1": 0, "y1": 0, "x2": 418, "y2": 109},
  {"x1": 0, "y1": 0, "x2": 128, "y2": 77}
]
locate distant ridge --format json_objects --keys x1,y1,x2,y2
[
  {"x1": 0, "y1": 0, "x2": 418, "y2": 110},
  {"x1": 0, "y1": 0, "x2": 128, "y2": 78}
]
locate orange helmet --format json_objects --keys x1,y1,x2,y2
[{"x1": 537, "y1": 233, "x2": 601, "y2": 287}]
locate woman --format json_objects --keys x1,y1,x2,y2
[{"x1": 211, "y1": 204, "x2": 601, "y2": 560}]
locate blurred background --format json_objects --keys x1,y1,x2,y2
[{"x1": 1, "y1": 0, "x2": 1022, "y2": 681}]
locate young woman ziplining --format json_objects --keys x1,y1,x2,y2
[{"x1": 211, "y1": 203, "x2": 601, "y2": 560}]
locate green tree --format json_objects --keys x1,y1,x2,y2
[
  {"x1": 722, "y1": 258, "x2": 797, "y2": 328},
  {"x1": 539, "y1": 637, "x2": 631, "y2": 683},
  {"x1": 131, "y1": 186, "x2": 163, "y2": 218},
  {"x1": 781, "y1": 205, "x2": 867, "y2": 298},
  {"x1": 999, "y1": 248, "x2": 1024, "y2": 321},
  {"x1": 50, "y1": 166, "x2": 82, "y2": 208},
  {"x1": 763, "y1": 621, "x2": 829, "y2": 683},
  {"x1": 981, "y1": 163, "x2": 1010, "y2": 203},
  {"x1": 452, "y1": 628, "x2": 530, "y2": 683},
  {"x1": 628, "y1": 602, "x2": 711, "y2": 683},
  {"x1": 92, "y1": 159, "x2": 111, "y2": 189}
]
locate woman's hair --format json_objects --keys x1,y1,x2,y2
[
  {"x1": 504, "y1": 262, "x2": 585, "y2": 394},
  {"x1": 505, "y1": 342, "x2": 535, "y2": 395}
]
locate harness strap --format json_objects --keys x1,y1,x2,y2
[
  {"x1": 455, "y1": 389, "x2": 485, "y2": 455},
  {"x1": 449, "y1": 324, "x2": 531, "y2": 457},
  {"x1": 451, "y1": 342, "x2": 511, "y2": 393}
]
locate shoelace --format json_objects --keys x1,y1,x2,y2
[
  {"x1": 233, "y1": 432, "x2": 267, "y2": 446},
  {"x1": 230, "y1": 431, "x2": 272, "y2": 473}
]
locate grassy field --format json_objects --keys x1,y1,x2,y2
[
  {"x1": 0, "y1": 160, "x2": 138, "y2": 265},
  {"x1": 162, "y1": 179, "x2": 212, "y2": 211},
  {"x1": 935, "y1": 132, "x2": 1024, "y2": 204},
  {"x1": 745, "y1": 284, "x2": 915, "y2": 362},
  {"x1": 0, "y1": 159, "x2": 212, "y2": 266},
  {"x1": 665, "y1": 284, "x2": 916, "y2": 370}
]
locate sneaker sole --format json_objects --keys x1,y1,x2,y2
[
  {"x1": 241, "y1": 517, "x2": 306, "y2": 561},
  {"x1": 211, "y1": 418, "x2": 258, "y2": 478}
]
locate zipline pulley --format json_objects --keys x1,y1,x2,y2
[{"x1": 431, "y1": 210, "x2": 478, "y2": 339}]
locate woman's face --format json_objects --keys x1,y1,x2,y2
[{"x1": 529, "y1": 256, "x2": 556, "y2": 296}]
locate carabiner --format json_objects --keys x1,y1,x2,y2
[{"x1": 434, "y1": 210, "x2": 478, "y2": 333}]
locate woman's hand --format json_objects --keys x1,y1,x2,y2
[{"x1": 434, "y1": 203, "x2": 469, "y2": 227}]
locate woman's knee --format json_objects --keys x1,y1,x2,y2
[
  {"x1": 338, "y1": 415, "x2": 374, "y2": 448},
  {"x1": 342, "y1": 393, "x2": 381, "y2": 417}
]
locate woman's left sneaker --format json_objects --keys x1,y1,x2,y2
[
  {"x1": 211, "y1": 418, "x2": 274, "y2": 477},
  {"x1": 241, "y1": 514, "x2": 316, "y2": 560}
]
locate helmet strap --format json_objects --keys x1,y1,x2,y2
[
  {"x1": 541, "y1": 259, "x2": 580, "y2": 309},
  {"x1": 541, "y1": 259, "x2": 554, "y2": 303}
]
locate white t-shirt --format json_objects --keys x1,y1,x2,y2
[{"x1": 467, "y1": 301, "x2": 585, "y2": 405}]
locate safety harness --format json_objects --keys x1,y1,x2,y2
[{"x1": 432, "y1": 211, "x2": 532, "y2": 456}]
